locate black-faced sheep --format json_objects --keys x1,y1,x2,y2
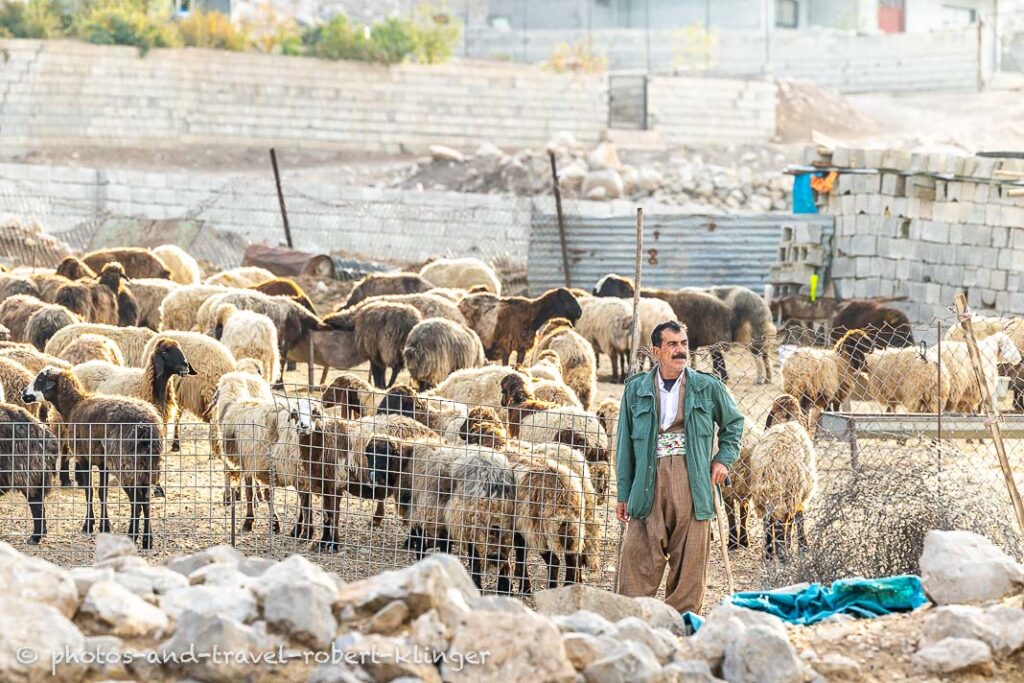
[
  {"x1": 830, "y1": 300, "x2": 914, "y2": 350},
  {"x1": 530, "y1": 317, "x2": 597, "y2": 409},
  {"x1": 324, "y1": 301, "x2": 422, "y2": 388},
  {"x1": 0, "y1": 403, "x2": 59, "y2": 544},
  {"x1": 83, "y1": 248, "x2": 171, "y2": 280},
  {"x1": 402, "y1": 317, "x2": 485, "y2": 391},
  {"x1": 419, "y1": 257, "x2": 501, "y2": 295},
  {"x1": 342, "y1": 272, "x2": 433, "y2": 308},
  {"x1": 23, "y1": 367, "x2": 164, "y2": 548},
  {"x1": 152, "y1": 245, "x2": 200, "y2": 285}
]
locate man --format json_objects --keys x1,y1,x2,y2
[{"x1": 615, "y1": 320, "x2": 744, "y2": 614}]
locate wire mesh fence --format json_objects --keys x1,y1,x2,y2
[{"x1": 0, "y1": 309, "x2": 1022, "y2": 602}]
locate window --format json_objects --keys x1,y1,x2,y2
[
  {"x1": 941, "y1": 6, "x2": 977, "y2": 25},
  {"x1": 776, "y1": 0, "x2": 798, "y2": 28}
]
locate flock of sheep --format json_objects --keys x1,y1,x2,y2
[{"x1": 0, "y1": 242, "x2": 1015, "y2": 587}]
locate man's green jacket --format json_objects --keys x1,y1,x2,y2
[{"x1": 615, "y1": 366, "x2": 745, "y2": 521}]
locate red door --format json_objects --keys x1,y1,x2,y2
[{"x1": 878, "y1": 0, "x2": 905, "y2": 33}]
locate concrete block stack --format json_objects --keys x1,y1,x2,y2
[
  {"x1": 811, "y1": 146, "x2": 1024, "y2": 325},
  {"x1": 769, "y1": 220, "x2": 828, "y2": 297}
]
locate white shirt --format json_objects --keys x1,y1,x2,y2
[{"x1": 657, "y1": 371, "x2": 684, "y2": 431}]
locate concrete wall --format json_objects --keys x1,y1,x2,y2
[
  {"x1": 649, "y1": 76, "x2": 776, "y2": 143},
  {"x1": 0, "y1": 39, "x2": 774, "y2": 151},
  {"x1": 464, "y1": 25, "x2": 982, "y2": 91},
  {"x1": 820, "y1": 147, "x2": 1024, "y2": 326}
]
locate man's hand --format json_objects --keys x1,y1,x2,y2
[
  {"x1": 710, "y1": 461, "x2": 728, "y2": 486},
  {"x1": 616, "y1": 502, "x2": 630, "y2": 523}
]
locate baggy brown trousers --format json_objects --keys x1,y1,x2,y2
[{"x1": 616, "y1": 456, "x2": 711, "y2": 613}]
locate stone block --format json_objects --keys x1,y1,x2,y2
[
  {"x1": 921, "y1": 221, "x2": 949, "y2": 243},
  {"x1": 881, "y1": 173, "x2": 906, "y2": 196},
  {"x1": 991, "y1": 226, "x2": 1009, "y2": 248}
]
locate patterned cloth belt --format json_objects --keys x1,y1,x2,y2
[{"x1": 656, "y1": 432, "x2": 686, "y2": 459}]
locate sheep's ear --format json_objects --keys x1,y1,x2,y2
[
  {"x1": 765, "y1": 411, "x2": 775, "y2": 429},
  {"x1": 153, "y1": 353, "x2": 164, "y2": 379}
]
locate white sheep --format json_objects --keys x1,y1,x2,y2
[
  {"x1": 212, "y1": 304, "x2": 281, "y2": 383},
  {"x1": 927, "y1": 331, "x2": 1022, "y2": 413},
  {"x1": 577, "y1": 297, "x2": 632, "y2": 383},
  {"x1": 45, "y1": 323, "x2": 156, "y2": 367},
  {"x1": 420, "y1": 257, "x2": 501, "y2": 295},
  {"x1": 153, "y1": 244, "x2": 201, "y2": 285},
  {"x1": 159, "y1": 284, "x2": 232, "y2": 332},
  {"x1": 749, "y1": 395, "x2": 817, "y2": 559},
  {"x1": 781, "y1": 329, "x2": 870, "y2": 412}
]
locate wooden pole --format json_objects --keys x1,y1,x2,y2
[
  {"x1": 548, "y1": 151, "x2": 572, "y2": 288},
  {"x1": 269, "y1": 148, "x2": 294, "y2": 249},
  {"x1": 953, "y1": 294, "x2": 1024, "y2": 535},
  {"x1": 307, "y1": 333, "x2": 315, "y2": 391},
  {"x1": 628, "y1": 208, "x2": 644, "y2": 376}
]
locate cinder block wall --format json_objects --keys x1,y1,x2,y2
[
  {"x1": 0, "y1": 40, "x2": 775, "y2": 151},
  {"x1": 820, "y1": 147, "x2": 1024, "y2": 326}
]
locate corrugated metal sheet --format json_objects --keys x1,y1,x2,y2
[{"x1": 527, "y1": 211, "x2": 834, "y2": 294}]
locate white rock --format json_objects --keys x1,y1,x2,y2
[
  {"x1": 562, "y1": 632, "x2": 614, "y2": 671},
  {"x1": 253, "y1": 556, "x2": 338, "y2": 649},
  {"x1": 650, "y1": 659, "x2": 722, "y2": 682},
  {"x1": 475, "y1": 143, "x2": 504, "y2": 158},
  {"x1": 537, "y1": 585, "x2": 644, "y2": 623},
  {"x1": 166, "y1": 545, "x2": 242, "y2": 577},
  {"x1": 188, "y1": 563, "x2": 253, "y2": 587},
  {"x1": 636, "y1": 167, "x2": 664, "y2": 192},
  {"x1": 558, "y1": 161, "x2": 588, "y2": 191},
  {"x1": 81, "y1": 635, "x2": 125, "y2": 677},
  {"x1": 92, "y1": 534, "x2": 137, "y2": 565},
  {"x1": 112, "y1": 571, "x2": 155, "y2": 600},
  {"x1": 583, "y1": 640, "x2": 661, "y2": 683},
  {"x1": 587, "y1": 140, "x2": 622, "y2": 171},
  {"x1": 611, "y1": 617, "x2": 675, "y2": 664},
  {"x1": 80, "y1": 580, "x2": 169, "y2": 638},
  {"x1": 551, "y1": 609, "x2": 616, "y2": 636},
  {"x1": 408, "y1": 608, "x2": 451, "y2": 657},
  {"x1": 430, "y1": 145, "x2": 465, "y2": 163},
  {"x1": 0, "y1": 596, "x2": 86, "y2": 683},
  {"x1": 0, "y1": 543, "x2": 79, "y2": 618},
  {"x1": 921, "y1": 604, "x2": 1024, "y2": 657},
  {"x1": 913, "y1": 637, "x2": 993, "y2": 673},
  {"x1": 634, "y1": 597, "x2": 686, "y2": 636},
  {"x1": 70, "y1": 567, "x2": 114, "y2": 598},
  {"x1": 691, "y1": 604, "x2": 787, "y2": 664},
  {"x1": 582, "y1": 169, "x2": 623, "y2": 199},
  {"x1": 366, "y1": 600, "x2": 409, "y2": 635},
  {"x1": 119, "y1": 565, "x2": 189, "y2": 595},
  {"x1": 722, "y1": 626, "x2": 809, "y2": 683},
  {"x1": 93, "y1": 555, "x2": 148, "y2": 572},
  {"x1": 335, "y1": 554, "x2": 477, "y2": 624},
  {"x1": 920, "y1": 530, "x2": 1024, "y2": 605},
  {"x1": 159, "y1": 612, "x2": 275, "y2": 683},
  {"x1": 160, "y1": 585, "x2": 258, "y2": 624},
  {"x1": 335, "y1": 633, "x2": 440, "y2": 682},
  {"x1": 443, "y1": 608, "x2": 575, "y2": 683}
]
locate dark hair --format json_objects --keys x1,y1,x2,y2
[{"x1": 651, "y1": 320, "x2": 687, "y2": 347}]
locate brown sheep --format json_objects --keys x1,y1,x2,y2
[
  {"x1": 0, "y1": 295, "x2": 49, "y2": 342},
  {"x1": 343, "y1": 272, "x2": 433, "y2": 308},
  {"x1": 82, "y1": 248, "x2": 171, "y2": 280},
  {"x1": 23, "y1": 368, "x2": 164, "y2": 549},
  {"x1": 249, "y1": 278, "x2": 318, "y2": 315},
  {"x1": 641, "y1": 287, "x2": 733, "y2": 382},
  {"x1": 500, "y1": 373, "x2": 558, "y2": 438},
  {"x1": 25, "y1": 305, "x2": 80, "y2": 352},
  {"x1": 461, "y1": 288, "x2": 583, "y2": 365},
  {"x1": 830, "y1": 299, "x2": 915, "y2": 350},
  {"x1": 0, "y1": 404, "x2": 59, "y2": 544},
  {"x1": 529, "y1": 317, "x2": 597, "y2": 409},
  {"x1": 55, "y1": 257, "x2": 96, "y2": 281},
  {"x1": 323, "y1": 301, "x2": 422, "y2": 388},
  {"x1": 54, "y1": 263, "x2": 134, "y2": 326},
  {"x1": 0, "y1": 275, "x2": 41, "y2": 300}
]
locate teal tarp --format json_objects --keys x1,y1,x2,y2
[{"x1": 729, "y1": 575, "x2": 928, "y2": 626}]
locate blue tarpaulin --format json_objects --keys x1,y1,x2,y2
[
  {"x1": 792, "y1": 173, "x2": 819, "y2": 214},
  {"x1": 730, "y1": 575, "x2": 928, "y2": 626}
]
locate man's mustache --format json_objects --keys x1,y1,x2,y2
[{"x1": 671, "y1": 353, "x2": 688, "y2": 360}]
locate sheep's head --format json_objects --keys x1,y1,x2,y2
[
  {"x1": 55, "y1": 257, "x2": 95, "y2": 281},
  {"x1": 834, "y1": 328, "x2": 871, "y2": 372},
  {"x1": 593, "y1": 273, "x2": 635, "y2": 298},
  {"x1": 153, "y1": 339, "x2": 196, "y2": 379},
  {"x1": 97, "y1": 262, "x2": 129, "y2": 291},
  {"x1": 377, "y1": 384, "x2": 422, "y2": 420},
  {"x1": 365, "y1": 437, "x2": 401, "y2": 497},
  {"x1": 24, "y1": 366, "x2": 68, "y2": 404},
  {"x1": 766, "y1": 394, "x2": 803, "y2": 429},
  {"x1": 212, "y1": 304, "x2": 238, "y2": 340},
  {"x1": 595, "y1": 398, "x2": 620, "y2": 436},
  {"x1": 288, "y1": 397, "x2": 320, "y2": 436},
  {"x1": 321, "y1": 373, "x2": 365, "y2": 416},
  {"x1": 458, "y1": 410, "x2": 508, "y2": 449},
  {"x1": 536, "y1": 288, "x2": 583, "y2": 326},
  {"x1": 500, "y1": 373, "x2": 532, "y2": 407}
]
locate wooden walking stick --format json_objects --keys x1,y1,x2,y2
[{"x1": 713, "y1": 477, "x2": 735, "y2": 596}]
